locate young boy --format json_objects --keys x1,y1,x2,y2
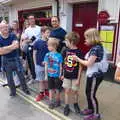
[
  {"x1": 33, "y1": 26, "x2": 50, "y2": 101},
  {"x1": 62, "y1": 32, "x2": 83, "y2": 116},
  {"x1": 44, "y1": 37, "x2": 63, "y2": 109}
]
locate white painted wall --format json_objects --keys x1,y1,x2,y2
[
  {"x1": 8, "y1": 0, "x2": 55, "y2": 24},
  {"x1": 98, "y1": 0, "x2": 120, "y2": 23}
]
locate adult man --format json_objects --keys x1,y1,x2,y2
[
  {"x1": 24, "y1": 14, "x2": 41, "y2": 84},
  {"x1": 50, "y1": 16, "x2": 67, "y2": 52},
  {"x1": 0, "y1": 23, "x2": 30, "y2": 96}
]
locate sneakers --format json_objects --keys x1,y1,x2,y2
[
  {"x1": 27, "y1": 79, "x2": 34, "y2": 85},
  {"x1": 80, "y1": 109, "x2": 93, "y2": 116},
  {"x1": 74, "y1": 103, "x2": 80, "y2": 113},
  {"x1": 49, "y1": 102, "x2": 55, "y2": 109},
  {"x1": 44, "y1": 90, "x2": 49, "y2": 97},
  {"x1": 64, "y1": 105, "x2": 70, "y2": 116},
  {"x1": 35, "y1": 93, "x2": 44, "y2": 102},
  {"x1": 54, "y1": 101, "x2": 61, "y2": 107},
  {"x1": 9, "y1": 92, "x2": 16, "y2": 97},
  {"x1": 84, "y1": 114, "x2": 101, "y2": 120},
  {"x1": 23, "y1": 90, "x2": 31, "y2": 95}
]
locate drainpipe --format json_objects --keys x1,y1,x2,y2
[{"x1": 55, "y1": 0, "x2": 59, "y2": 16}]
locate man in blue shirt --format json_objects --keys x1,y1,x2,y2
[
  {"x1": 50, "y1": 16, "x2": 67, "y2": 52},
  {"x1": 0, "y1": 23, "x2": 30, "y2": 96}
]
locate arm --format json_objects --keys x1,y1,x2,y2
[
  {"x1": 33, "y1": 50, "x2": 37, "y2": 65},
  {"x1": 44, "y1": 62, "x2": 48, "y2": 80},
  {"x1": 0, "y1": 41, "x2": 19, "y2": 55},
  {"x1": 76, "y1": 64, "x2": 83, "y2": 86},
  {"x1": 73, "y1": 55, "x2": 97, "y2": 67},
  {"x1": 59, "y1": 63, "x2": 63, "y2": 79}
]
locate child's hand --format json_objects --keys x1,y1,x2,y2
[
  {"x1": 72, "y1": 55, "x2": 79, "y2": 62},
  {"x1": 59, "y1": 76, "x2": 64, "y2": 80},
  {"x1": 75, "y1": 79, "x2": 80, "y2": 86},
  {"x1": 45, "y1": 76, "x2": 48, "y2": 81}
]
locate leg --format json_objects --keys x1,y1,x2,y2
[
  {"x1": 92, "y1": 75, "x2": 103, "y2": 114},
  {"x1": 26, "y1": 49, "x2": 36, "y2": 79},
  {"x1": 86, "y1": 77, "x2": 94, "y2": 113},
  {"x1": 5, "y1": 67, "x2": 16, "y2": 96},
  {"x1": 15, "y1": 60, "x2": 30, "y2": 95}
]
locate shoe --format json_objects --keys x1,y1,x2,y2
[
  {"x1": 54, "y1": 101, "x2": 61, "y2": 107},
  {"x1": 9, "y1": 93, "x2": 16, "y2": 97},
  {"x1": 27, "y1": 79, "x2": 34, "y2": 85},
  {"x1": 44, "y1": 90, "x2": 49, "y2": 97},
  {"x1": 74, "y1": 103, "x2": 80, "y2": 113},
  {"x1": 84, "y1": 114, "x2": 101, "y2": 120},
  {"x1": 23, "y1": 90, "x2": 31, "y2": 95},
  {"x1": 35, "y1": 93, "x2": 44, "y2": 102},
  {"x1": 64, "y1": 105, "x2": 70, "y2": 116},
  {"x1": 49, "y1": 102, "x2": 55, "y2": 109},
  {"x1": 80, "y1": 109, "x2": 93, "y2": 116}
]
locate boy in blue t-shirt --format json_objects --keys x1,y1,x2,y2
[
  {"x1": 33, "y1": 26, "x2": 50, "y2": 101},
  {"x1": 44, "y1": 37, "x2": 63, "y2": 109}
]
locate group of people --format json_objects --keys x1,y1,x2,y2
[{"x1": 0, "y1": 14, "x2": 106, "y2": 120}]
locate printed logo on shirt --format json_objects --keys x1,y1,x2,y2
[{"x1": 64, "y1": 52, "x2": 78, "y2": 72}]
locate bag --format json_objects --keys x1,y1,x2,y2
[
  {"x1": 13, "y1": 72, "x2": 20, "y2": 86},
  {"x1": 97, "y1": 48, "x2": 109, "y2": 73},
  {"x1": 114, "y1": 62, "x2": 120, "y2": 82}
]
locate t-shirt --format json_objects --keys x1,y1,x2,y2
[
  {"x1": 24, "y1": 25, "x2": 41, "y2": 41},
  {"x1": 88, "y1": 44, "x2": 103, "y2": 62},
  {"x1": 85, "y1": 44, "x2": 104, "y2": 77},
  {"x1": 50, "y1": 27, "x2": 66, "y2": 42},
  {"x1": 63, "y1": 49, "x2": 83, "y2": 79},
  {"x1": 44, "y1": 52, "x2": 63, "y2": 77},
  {"x1": 0, "y1": 33, "x2": 19, "y2": 58},
  {"x1": 33, "y1": 39, "x2": 49, "y2": 66},
  {"x1": 50, "y1": 27, "x2": 67, "y2": 52}
]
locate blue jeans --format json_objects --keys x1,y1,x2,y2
[{"x1": 3, "y1": 57, "x2": 28, "y2": 94}]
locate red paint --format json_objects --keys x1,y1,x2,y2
[
  {"x1": 18, "y1": 6, "x2": 52, "y2": 30},
  {"x1": 72, "y1": 2, "x2": 98, "y2": 54}
]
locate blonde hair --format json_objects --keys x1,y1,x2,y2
[
  {"x1": 48, "y1": 37, "x2": 59, "y2": 49},
  {"x1": 65, "y1": 32, "x2": 80, "y2": 45},
  {"x1": 84, "y1": 28, "x2": 101, "y2": 45}
]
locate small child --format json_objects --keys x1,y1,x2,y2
[
  {"x1": 33, "y1": 26, "x2": 50, "y2": 101},
  {"x1": 44, "y1": 37, "x2": 63, "y2": 109},
  {"x1": 62, "y1": 32, "x2": 83, "y2": 116}
]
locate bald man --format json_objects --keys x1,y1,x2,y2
[{"x1": 0, "y1": 23, "x2": 30, "y2": 96}]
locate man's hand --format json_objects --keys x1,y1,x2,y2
[{"x1": 11, "y1": 41, "x2": 19, "y2": 50}]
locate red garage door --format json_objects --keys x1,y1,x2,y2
[{"x1": 72, "y1": 2, "x2": 98, "y2": 54}]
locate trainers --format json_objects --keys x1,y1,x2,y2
[
  {"x1": 80, "y1": 109, "x2": 93, "y2": 116},
  {"x1": 35, "y1": 93, "x2": 44, "y2": 102},
  {"x1": 64, "y1": 105, "x2": 70, "y2": 116},
  {"x1": 84, "y1": 114, "x2": 101, "y2": 120},
  {"x1": 27, "y1": 79, "x2": 34, "y2": 85},
  {"x1": 49, "y1": 102, "x2": 55, "y2": 109},
  {"x1": 44, "y1": 90, "x2": 49, "y2": 97},
  {"x1": 54, "y1": 101, "x2": 61, "y2": 107},
  {"x1": 23, "y1": 90, "x2": 31, "y2": 95},
  {"x1": 74, "y1": 103, "x2": 80, "y2": 113}
]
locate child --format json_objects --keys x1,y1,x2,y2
[
  {"x1": 73, "y1": 28, "x2": 104, "y2": 120},
  {"x1": 44, "y1": 37, "x2": 63, "y2": 109},
  {"x1": 33, "y1": 26, "x2": 50, "y2": 101},
  {"x1": 62, "y1": 32, "x2": 83, "y2": 116}
]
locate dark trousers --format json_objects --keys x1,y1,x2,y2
[
  {"x1": 86, "y1": 73, "x2": 103, "y2": 114},
  {"x1": 3, "y1": 57, "x2": 28, "y2": 94},
  {"x1": 26, "y1": 47, "x2": 36, "y2": 79}
]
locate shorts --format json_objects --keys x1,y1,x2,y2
[
  {"x1": 35, "y1": 65, "x2": 45, "y2": 81},
  {"x1": 48, "y1": 77, "x2": 63, "y2": 91},
  {"x1": 62, "y1": 78, "x2": 79, "y2": 91}
]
